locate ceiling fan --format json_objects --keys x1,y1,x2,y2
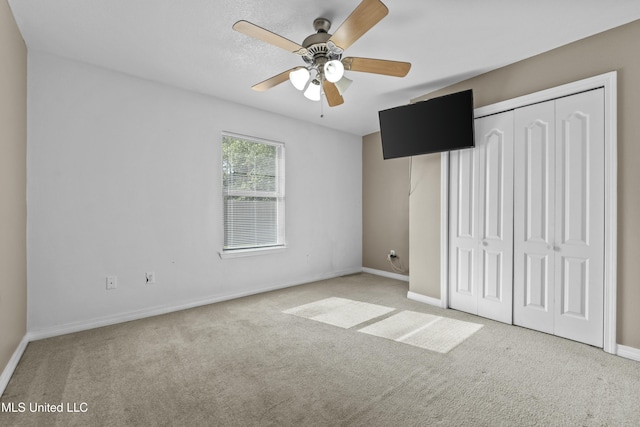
[{"x1": 232, "y1": 0, "x2": 411, "y2": 107}]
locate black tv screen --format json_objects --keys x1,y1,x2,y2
[{"x1": 378, "y1": 89, "x2": 475, "y2": 159}]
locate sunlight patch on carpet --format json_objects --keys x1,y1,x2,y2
[
  {"x1": 283, "y1": 297, "x2": 395, "y2": 329},
  {"x1": 358, "y1": 310, "x2": 483, "y2": 353}
]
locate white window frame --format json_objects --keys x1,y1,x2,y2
[{"x1": 220, "y1": 132, "x2": 285, "y2": 258}]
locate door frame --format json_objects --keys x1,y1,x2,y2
[{"x1": 441, "y1": 71, "x2": 617, "y2": 354}]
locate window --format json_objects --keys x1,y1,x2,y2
[{"x1": 222, "y1": 132, "x2": 285, "y2": 252}]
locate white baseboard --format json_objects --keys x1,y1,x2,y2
[
  {"x1": 362, "y1": 267, "x2": 409, "y2": 282},
  {"x1": 617, "y1": 344, "x2": 640, "y2": 362},
  {"x1": 407, "y1": 291, "x2": 445, "y2": 308},
  {"x1": 0, "y1": 335, "x2": 29, "y2": 397},
  {"x1": 27, "y1": 268, "x2": 363, "y2": 341}
]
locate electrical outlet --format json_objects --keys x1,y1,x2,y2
[
  {"x1": 146, "y1": 271, "x2": 155, "y2": 285},
  {"x1": 390, "y1": 250, "x2": 396, "y2": 257},
  {"x1": 106, "y1": 276, "x2": 117, "y2": 290}
]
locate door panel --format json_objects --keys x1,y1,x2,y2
[
  {"x1": 524, "y1": 253, "x2": 549, "y2": 310},
  {"x1": 456, "y1": 151, "x2": 476, "y2": 239},
  {"x1": 449, "y1": 148, "x2": 479, "y2": 315},
  {"x1": 553, "y1": 89, "x2": 604, "y2": 347},
  {"x1": 514, "y1": 101, "x2": 555, "y2": 334},
  {"x1": 524, "y1": 120, "x2": 552, "y2": 245},
  {"x1": 450, "y1": 110, "x2": 513, "y2": 324},
  {"x1": 476, "y1": 112, "x2": 514, "y2": 323},
  {"x1": 482, "y1": 250, "x2": 502, "y2": 301},
  {"x1": 559, "y1": 111, "x2": 589, "y2": 246},
  {"x1": 483, "y1": 130, "x2": 505, "y2": 240},
  {"x1": 560, "y1": 256, "x2": 588, "y2": 318},
  {"x1": 456, "y1": 248, "x2": 474, "y2": 295}
]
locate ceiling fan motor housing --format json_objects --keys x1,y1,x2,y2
[{"x1": 302, "y1": 18, "x2": 343, "y2": 67}]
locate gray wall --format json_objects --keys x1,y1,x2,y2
[
  {"x1": 0, "y1": 0, "x2": 27, "y2": 377},
  {"x1": 362, "y1": 132, "x2": 409, "y2": 275},
  {"x1": 26, "y1": 52, "x2": 362, "y2": 334}
]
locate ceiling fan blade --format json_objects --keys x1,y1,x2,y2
[
  {"x1": 329, "y1": 0, "x2": 388, "y2": 51},
  {"x1": 252, "y1": 67, "x2": 300, "y2": 92},
  {"x1": 233, "y1": 20, "x2": 306, "y2": 54},
  {"x1": 322, "y1": 80, "x2": 344, "y2": 107},
  {"x1": 342, "y1": 57, "x2": 411, "y2": 77}
]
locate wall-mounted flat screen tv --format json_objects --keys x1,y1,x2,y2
[{"x1": 378, "y1": 89, "x2": 475, "y2": 160}]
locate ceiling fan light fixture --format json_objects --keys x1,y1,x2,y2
[
  {"x1": 324, "y1": 59, "x2": 344, "y2": 83},
  {"x1": 334, "y1": 76, "x2": 353, "y2": 95},
  {"x1": 304, "y1": 79, "x2": 321, "y2": 101},
  {"x1": 234, "y1": 1, "x2": 411, "y2": 108},
  {"x1": 289, "y1": 68, "x2": 310, "y2": 91}
]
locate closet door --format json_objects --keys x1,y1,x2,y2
[
  {"x1": 476, "y1": 112, "x2": 514, "y2": 323},
  {"x1": 449, "y1": 144, "x2": 479, "y2": 315},
  {"x1": 514, "y1": 89, "x2": 604, "y2": 346},
  {"x1": 450, "y1": 110, "x2": 514, "y2": 323},
  {"x1": 513, "y1": 102, "x2": 556, "y2": 334},
  {"x1": 553, "y1": 89, "x2": 604, "y2": 347}
]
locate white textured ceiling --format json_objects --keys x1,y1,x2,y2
[{"x1": 8, "y1": 0, "x2": 640, "y2": 136}]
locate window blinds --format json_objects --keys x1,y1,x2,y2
[{"x1": 222, "y1": 133, "x2": 285, "y2": 251}]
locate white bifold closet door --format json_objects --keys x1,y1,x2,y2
[
  {"x1": 449, "y1": 110, "x2": 514, "y2": 324},
  {"x1": 513, "y1": 89, "x2": 605, "y2": 347}
]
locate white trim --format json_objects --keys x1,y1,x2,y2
[
  {"x1": 362, "y1": 267, "x2": 409, "y2": 282},
  {"x1": 473, "y1": 73, "x2": 616, "y2": 118},
  {"x1": 27, "y1": 268, "x2": 362, "y2": 341},
  {"x1": 616, "y1": 345, "x2": 640, "y2": 362},
  {"x1": 407, "y1": 291, "x2": 444, "y2": 308},
  {"x1": 441, "y1": 71, "x2": 617, "y2": 353},
  {"x1": 602, "y1": 72, "x2": 618, "y2": 355},
  {"x1": 222, "y1": 130, "x2": 285, "y2": 148},
  {"x1": 0, "y1": 335, "x2": 29, "y2": 396},
  {"x1": 218, "y1": 245, "x2": 286, "y2": 259}
]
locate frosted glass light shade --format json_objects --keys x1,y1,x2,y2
[
  {"x1": 289, "y1": 68, "x2": 310, "y2": 91},
  {"x1": 303, "y1": 80, "x2": 321, "y2": 101},
  {"x1": 334, "y1": 76, "x2": 352, "y2": 95},
  {"x1": 324, "y1": 60, "x2": 344, "y2": 83}
]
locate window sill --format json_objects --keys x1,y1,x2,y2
[{"x1": 218, "y1": 245, "x2": 287, "y2": 259}]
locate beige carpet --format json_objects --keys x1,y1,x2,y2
[{"x1": 2, "y1": 273, "x2": 640, "y2": 426}]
